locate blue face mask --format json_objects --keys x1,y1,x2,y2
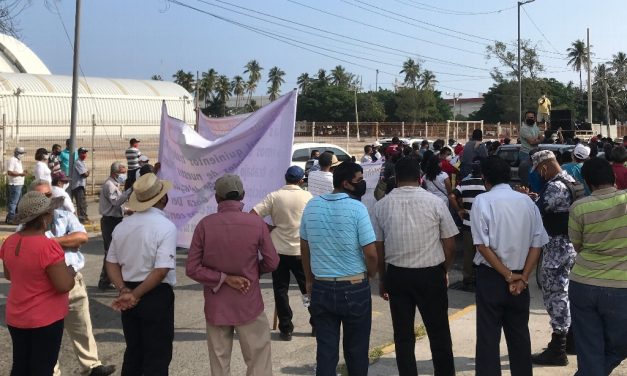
[{"x1": 116, "y1": 173, "x2": 127, "y2": 185}]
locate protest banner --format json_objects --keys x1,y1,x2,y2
[
  {"x1": 158, "y1": 90, "x2": 298, "y2": 247},
  {"x1": 197, "y1": 111, "x2": 251, "y2": 140}
]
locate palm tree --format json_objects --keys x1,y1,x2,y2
[
  {"x1": 150, "y1": 74, "x2": 163, "y2": 81},
  {"x1": 315, "y1": 69, "x2": 329, "y2": 86},
  {"x1": 297, "y1": 73, "x2": 312, "y2": 93},
  {"x1": 267, "y1": 66, "x2": 286, "y2": 102},
  {"x1": 330, "y1": 65, "x2": 352, "y2": 87},
  {"x1": 244, "y1": 60, "x2": 263, "y2": 105},
  {"x1": 566, "y1": 39, "x2": 589, "y2": 93},
  {"x1": 400, "y1": 58, "x2": 420, "y2": 89},
  {"x1": 214, "y1": 75, "x2": 232, "y2": 117},
  {"x1": 420, "y1": 70, "x2": 437, "y2": 90},
  {"x1": 609, "y1": 52, "x2": 627, "y2": 87},
  {"x1": 172, "y1": 70, "x2": 195, "y2": 92},
  {"x1": 199, "y1": 68, "x2": 218, "y2": 107},
  {"x1": 231, "y1": 75, "x2": 246, "y2": 108}
]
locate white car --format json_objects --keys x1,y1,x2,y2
[{"x1": 291, "y1": 143, "x2": 353, "y2": 171}]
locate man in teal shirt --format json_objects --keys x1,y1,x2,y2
[
  {"x1": 561, "y1": 144, "x2": 591, "y2": 195},
  {"x1": 60, "y1": 138, "x2": 77, "y2": 176}
]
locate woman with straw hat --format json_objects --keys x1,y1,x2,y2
[{"x1": 1, "y1": 191, "x2": 77, "y2": 375}]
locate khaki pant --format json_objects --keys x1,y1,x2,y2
[
  {"x1": 54, "y1": 273, "x2": 101, "y2": 376},
  {"x1": 206, "y1": 312, "x2": 272, "y2": 376}
]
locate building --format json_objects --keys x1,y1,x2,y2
[{"x1": 443, "y1": 97, "x2": 484, "y2": 119}]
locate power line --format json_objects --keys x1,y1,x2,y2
[
  {"x1": 393, "y1": 0, "x2": 517, "y2": 16},
  {"x1": 521, "y1": 7, "x2": 561, "y2": 54}
]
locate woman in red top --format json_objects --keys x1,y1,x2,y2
[
  {"x1": 1, "y1": 191, "x2": 76, "y2": 375},
  {"x1": 611, "y1": 146, "x2": 627, "y2": 190}
]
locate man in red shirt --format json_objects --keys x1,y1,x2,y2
[
  {"x1": 439, "y1": 147, "x2": 459, "y2": 176},
  {"x1": 611, "y1": 146, "x2": 627, "y2": 190},
  {"x1": 186, "y1": 174, "x2": 279, "y2": 376}
]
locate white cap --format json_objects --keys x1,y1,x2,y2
[
  {"x1": 573, "y1": 144, "x2": 590, "y2": 160},
  {"x1": 373, "y1": 141, "x2": 382, "y2": 147},
  {"x1": 139, "y1": 155, "x2": 149, "y2": 162}
]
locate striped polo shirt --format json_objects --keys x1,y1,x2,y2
[
  {"x1": 568, "y1": 187, "x2": 627, "y2": 288},
  {"x1": 125, "y1": 147, "x2": 141, "y2": 170},
  {"x1": 454, "y1": 176, "x2": 486, "y2": 228},
  {"x1": 300, "y1": 193, "x2": 376, "y2": 278}
]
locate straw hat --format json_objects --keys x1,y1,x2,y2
[
  {"x1": 14, "y1": 191, "x2": 64, "y2": 224},
  {"x1": 127, "y1": 173, "x2": 172, "y2": 212}
]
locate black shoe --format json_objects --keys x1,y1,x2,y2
[
  {"x1": 89, "y1": 365, "x2": 116, "y2": 376},
  {"x1": 532, "y1": 333, "x2": 568, "y2": 366},
  {"x1": 98, "y1": 282, "x2": 116, "y2": 291},
  {"x1": 279, "y1": 332, "x2": 292, "y2": 341}
]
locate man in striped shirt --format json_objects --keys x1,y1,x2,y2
[
  {"x1": 374, "y1": 157, "x2": 458, "y2": 375},
  {"x1": 568, "y1": 157, "x2": 627, "y2": 375},
  {"x1": 451, "y1": 160, "x2": 486, "y2": 291},
  {"x1": 307, "y1": 151, "x2": 340, "y2": 196},
  {"x1": 124, "y1": 138, "x2": 142, "y2": 190}
]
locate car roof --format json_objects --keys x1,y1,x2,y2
[{"x1": 292, "y1": 143, "x2": 351, "y2": 154}]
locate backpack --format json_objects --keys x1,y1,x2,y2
[{"x1": 554, "y1": 175, "x2": 585, "y2": 203}]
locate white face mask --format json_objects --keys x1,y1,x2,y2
[
  {"x1": 16, "y1": 154, "x2": 23, "y2": 160},
  {"x1": 63, "y1": 183, "x2": 69, "y2": 190},
  {"x1": 116, "y1": 173, "x2": 127, "y2": 184},
  {"x1": 43, "y1": 154, "x2": 49, "y2": 160}
]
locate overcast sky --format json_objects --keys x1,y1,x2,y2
[{"x1": 17, "y1": 0, "x2": 627, "y2": 99}]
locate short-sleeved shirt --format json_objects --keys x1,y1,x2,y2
[
  {"x1": 300, "y1": 193, "x2": 376, "y2": 278},
  {"x1": 48, "y1": 154, "x2": 61, "y2": 175},
  {"x1": 59, "y1": 149, "x2": 77, "y2": 176},
  {"x1": 612, "y1": 163, "x2": 627, "y2": 190},
  {"x1": 34, "y1": 161, "x2": 52, "y2": 183},
  {"x1": 125, "y1": 147, "x2": 141, "y2": 170},
  {"x1": 424, "y1": 171, "x2": 449, "y2": 205},
  {"x1": 106, "y1": 207, "x2": 177, "y2": 286},
  {"x1": 7, "y1": 156, "x2": 24, "y2": 186},
  {"x1": 0, "y1": 234, "x2": 68, "y2": 328},
  {"x1": 72, "y1": 159, "x2": 88, "y2": 189},
  {"x1": 519, "y1": 124, "x2": 540, "y2": 153},
  {"x1": 253, "y1": 185, "x2": 313, "y2": 256},
  {"x1": 373, "y1": 186, "x2": 459, "y2": 268},
  {"x1": 454, "y1": 176, "x2": 486, "y2": 227},
  {"x1": 307, "y1": 170, "x2": 334, "y2": 196},
  {"x1": 471, "y1": 184, "x2": 549, "y2": 270},
  {"x1": 562, "y1": 162, "x2": 591, "y2": 195},
  {"x1": 568, "y1": 187, "x2": 627, "y2": 288},
  {"x1": 99, "y1": 177, "x2": 130, "y2": 217}
]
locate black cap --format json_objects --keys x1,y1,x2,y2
[
  {"x1": 78, "y1": 147, "x2": 88, "y2": 154},
  {"x1": 130, "y1": 138, "x2": 140, "y2": 145}
]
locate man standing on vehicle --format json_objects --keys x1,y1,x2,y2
[
  {"x1": 519, "y1": 111, "x2": 544, "y2": 187},
  {"x1": 529, "y1": 151, "x2": 579, "y2": 366}
]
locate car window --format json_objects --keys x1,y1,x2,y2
[
  {"x1": 326, "y1": 148, "x2": 350, "y2": 161},
  {"x1": 292, "y1": 148, "x2": 311, "y2": 162},
  {"x1": 497, "y1": 149, "x2": 520, "y2": 167}
]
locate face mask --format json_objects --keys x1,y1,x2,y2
[
  {"x1": 15, "y1": 154, "x2": 23, "y2": 160},
  {"x1": 348, "y1": 180, "x2": 367, "y2": 199},
  {"x1": 63, "y1": 183, "x2": 69, "y2": 190},
  {"x1": 116, "y1": 173, "x2": 127, "y2": 184},
  {"x1": 525, "y1": 119, "x2": 535, "y2": 126},
  {"x1": 43, "y1": 154, "x2": 49, "y2": 160}
]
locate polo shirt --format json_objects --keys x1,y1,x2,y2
[
  {"x1": 568, "y1": 187, "x2": 627, "y2": 288},
  {"x1": 106, "y1": 207, "x2": 177, "y2": 286},
  {"x1": 307, "y1": 170, "x2": 333, "y2": 196},
  {"x1": 519, "y1": 123, "x2": 540, "y2": 153},
  {"x1": 300, "y1": 193, "x2": 376, "y2": 278},
  {"x1": 471, "y1": 184, "x2": 549, "y2": 270},
  {"x1": 373, "y1": 186, "x2": 459, "y2": 268},
  {"x1": 125, "y1": 147, "x2": 141, "y2": 170},
  {"x1": 454, "y1": 176, "x2": 486, "y2": 227},
  {"x1": 253, "y1": 184, "x2": 313, "y2": 256},
  {"x1": 72, "y1": 159, "x2": 88, "y2": 190}
]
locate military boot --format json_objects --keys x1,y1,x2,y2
[
  {"x1": 532, "y1": 332, "x2": 569, "y2": 366},
  {"x1": 566, "y1": 329, "x2": 576, "y2": 355}
]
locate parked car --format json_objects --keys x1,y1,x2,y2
[
  {"x1": 495, "y1": 144, "x2": 576, "y2": 182},
  {"x1": 291, "y1": 143, "x2": 353, "y2": 173}
]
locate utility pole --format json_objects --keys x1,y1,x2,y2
[
  {"x1": 195, "y1": 70, "x2": 199, "y2": 131},
  {"x1": 375, "y1": 69, "x2": 379, "y2": 91},
  {"x1": 587, "y1": 28, "x2": 593, "y2": 125},
  {"x1": 604, "y1": 73, "x2": 610, "y2": 135},
  {"x1": 69, "y1": 0, "x2": 81, "y2": 183},
  {"x1": 518, "y1": 0, "x2": 535, "y2": 127}
]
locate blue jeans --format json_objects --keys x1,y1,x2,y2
[
  {"x1": 570, "y1": 281, "x2": 627, "y2": 376},
  {"x1": 310, "y1": 279, "x2": 371, "y2": 376},
  {"x1": 7, "y1": 184, "x2": 22, "y2": 222}
]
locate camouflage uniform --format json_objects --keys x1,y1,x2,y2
[{"x1": 536, "y1": 171, "x2": 577, "y2": 334}]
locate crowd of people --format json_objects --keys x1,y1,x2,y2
[{"x1": 0, "y1": 122, "x2": 626, "y2": 376}]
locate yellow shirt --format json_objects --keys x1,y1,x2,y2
[{"x1": 538, "y1": 97, "x2": 551, "y2": 114}]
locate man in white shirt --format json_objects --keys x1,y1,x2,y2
[
  {"x1": 106, "y1": 173, "x2": 176, "y2": 376},
  {"x1": 34, "y1": 147, "x2": 52, "y2": 183},
  {"x1": 471, "y1": 156, "x2": 549, "y2": 376},
  {"x1": 72, "y1": 147, "x2": 90, "y2": 223},
  {"x1": 252, "y1": 166, "x2": 313, "y2": 341},
  {"x1": 6, "y1": 147, "x2": 27, "y2": 224},
  {"x1": 51, "y1": 172, "x2": 75, "y2": 214},
  {"x1": 374, "y1": 157, "x2": 458, "y2": 375},
  {"x1": 307, "y1": 151, "x2": 341, "y2": 196}
]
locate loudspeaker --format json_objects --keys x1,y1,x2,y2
[
  {"x1": 550, "y1": 109, "x2": 573, "y2": 131},
  {"x1": 578, "y1": 122, "x2": 592, "y2": 130}
]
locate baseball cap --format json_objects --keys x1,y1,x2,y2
[
  {"x1": 215, "y1": 174, "x2": 244, "y2": 200},
  {"x1": 530, "y1": 150, "x2": 556, "y2": 171},
  {"x1": 139, "y1": 155, "x2": 149, "y2": 162},
  {"x1": 573, "y1": 144, "x2": 591, "y2": 160},
  {"x1": 285, "y1": 166, "x2": 305, "y2": 182},
  {"x1": 130, "y1": 138, "x2": 141, "y2": 145},
  {"x1": 14, "y1": 147, "x2": 25, "y2": 154},
  {"x1": 77, "y1": 147, "x2": 88, "y2": 154}
]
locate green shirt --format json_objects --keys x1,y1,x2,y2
[
  {"x1": 519, "y1": 124, "x2": 540, "y2": 153},
  {"x1": 568, "y1": 187, "x2": 627, "y2": 288}
]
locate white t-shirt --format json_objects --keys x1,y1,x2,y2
[
  {"x1": 307, "y1": 170, "x2": 334, "y2": 196},
  {"x1": 7, "y1": 157, "x2": 24, "y2": 186},
  {"x1": 52, "y1": 185, "x2": 75, "y2": 214},
  {"x1": 424, "y1": 171, "x2": 449, "y2": 205},
  {"x1": 34, "y1": 161, "x2": 52, "y2": 183}
]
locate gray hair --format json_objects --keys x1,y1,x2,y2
[
  {"x1": 110, "y1": 161, "x2": 126, "y2": 174},
  {"x1": 29, "y1": 179, "x2": 52, "y2": 192}
]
